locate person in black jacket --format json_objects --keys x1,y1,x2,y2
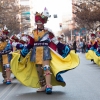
[{"x1": 73, "y1": 40, "x2": 77, "y2": 53}]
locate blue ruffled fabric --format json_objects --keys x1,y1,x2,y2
[
  {"x1": 16, "y1": 44, "x2": 24, "y2": 49},
  {"x1": 0, "y1": 43, "x2": 12, "y2": 55},
  {"x1": 56, "y1": 71, "x2": 67, "y2": 83},
  {"x1": 90, "y1": 46, "x2": 97, "y2": 53},
  {"x1": 90, "y1": 47, "x2": 94, "y2": 50},
  {"x1": 57, "y1": 43, "x2": 70, "y2": 58},
  {"x1": 20, "y1": 44, "x2": 33, "y2": 57},
  {"x1": 62, "y1": 45, "x2": 70, "y2": 58},
  {"x1": 21, "y1": 46, "x2": 30, "y2": 57},
  {"x1": 94, "y1": 49, "x2": 97, "y2": 53},
  {"x1": 4, "y1": 43, "x2": 12, "y2": 51},
  {"x1": 96, "y1": 51, "x2": 100, "y2": 56}
]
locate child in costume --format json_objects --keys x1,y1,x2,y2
[
  {"x1": 0, "y1": 26, "x2": 12, "y2": 84},
  {"x1": 10, "y1": 33, "x2": 26, "y2": 53},
  {"x1": 10, "y1": 8, "x2": 79, "y2": 94},
  {"x1": 17, "y1": 33, "x2": 28, "y2": 47},
  {"x1": 14, "y1": 33, "x2": 29, "y2": 53},
  {"x1": 95, "y1": 32, "x2": 100, "y2": 56},
  {"x1": 89, "y1": 33, "x2": 97, "y2": 51},
  {"x1": 10, "y1": 34, "x2": 19, "y2": 51},
  {"x1": 58, "y1": 33, "x2": 66, "y2": 44},
  {"x1": 10, "y1": 34, "x2": 23, "y2": 79},
  {"x1": 91, "y1": 31, "x2": 100, "y2": 66},
  {"x1": 85, "y1": 33, "x2": 97, "y2": 63}
]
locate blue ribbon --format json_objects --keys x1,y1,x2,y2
[{"x1": 62, "y1": 46, "x2": 70, "y2": 58}]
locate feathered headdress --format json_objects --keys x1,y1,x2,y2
[
  {"x1": 91, "y1": 33, "x2": 96, "y2": 37},
  {"x1": 3, "y1": 25, "x2": 10, "y2": 35},
  {"x1": 35, "y1": 7, "x2": 50, "y2": 24}
]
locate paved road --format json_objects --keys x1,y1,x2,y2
[{"x1": 0, "y1": 53, "x2": 100, "y2": 100}]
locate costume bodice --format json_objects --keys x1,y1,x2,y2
[
  {"x1": 90, "y1": 40, "x2": 96, "y2": 45},
  {"x1": 0, "y1": 41, "x2": 7, "y2": 51},
  {"x1": 33, "y1": 29, "x2": 48, "y2": 42}
]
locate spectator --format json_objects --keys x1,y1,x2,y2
[{"x1": 73, "y1": 40, "x2": 77, "y2": 53}]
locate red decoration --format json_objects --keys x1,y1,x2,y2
[
  {"x1": 28, "y1": 35, "x2": 34, "y2": 46},
  {"x1": 35, "y1": 15, "x2": 44, "y2": 24},
  {"x1": 3, "y1": 30, "x2": 9, "y2": 35},
  {"x1": 35, "y1": 12, "x2": 48, "y2": 24},
  {"x1": 91, "y1": 33, "x2": 96, "y2": 37}
]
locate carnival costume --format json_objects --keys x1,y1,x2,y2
[
  {"x1": 0, "y1": 27, "x2": 12, "y2": 84},
  {"x1": 10, "y1": 9, "x2": 79, "y2": 94},
  {"x1": 91, "y1": 32, "x2": 100, "y2": 66},
  {"x1": 0, "y1": 29, "x2": 6, "y2": 80},
  {"x1": 85, "y1": 33, "x2": 97, "y2": 63}
]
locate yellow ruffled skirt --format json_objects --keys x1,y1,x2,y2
[
  {"x1": 92, "y1": 52, "x2": 100, "y2": 66},
  {"x1": 10, "y1": 50, "x2": 80, "y2": 88},
  {"x1": 85, "y1": 50, "x2": 100, "y2": 66},
  {"x1": 85, "y1": 50, "x2": 95, "y2": 60}
]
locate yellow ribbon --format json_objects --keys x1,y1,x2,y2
[
  {"x1": 0, "y1": 41, "x2": 7, "y2": 51},
  {"x1": 36, "y1": 47, "x2": 43, "y2": 64},
  {"x1": 2, "y1": 54, "x2": 9, "y2": 65}
]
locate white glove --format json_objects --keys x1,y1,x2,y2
[{"x1": 51, "y1": 37, "x2": 59, "y2": 45}]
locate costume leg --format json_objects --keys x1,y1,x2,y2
[
  {"x1": 5, "y1": 64, "x2": 11, "y2": 84},
  {"x1": 2, "y1": 65, "x2": 7, "y2": 83},
  {"x1": 36, "y1": 64, "x2": 46, "y2": 92},
  {"x1": 0, "y1": 57, "x2": 6, "y2": 83},
  {"x1": 43, "y1": 60, "x2": 52, "y2": 94}
]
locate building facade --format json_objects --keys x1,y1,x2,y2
[{"x1": 18, "y1": 0, "x2": 35, "y2": 33}]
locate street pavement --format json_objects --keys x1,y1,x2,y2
[{"x1": 0, "y1": 53, "x2": 100, "y2": 100}]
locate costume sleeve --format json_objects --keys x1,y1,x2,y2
[
  {"x1": 20, "y1": 34, "x2": 34, "y2": 57},
  {"x1": 56, "y1": 42, "x2": 71, "y2": 58},
  {"x1": 20, "y1": 44, "x2": 33, "y2": 57},
  {"x1": 16, "y1": 44, "x2": 24, "y2": 49},
  {"x1": 0, "y1": 43, "x2": 12, "y2": 55},
  {"x1": 49, "y1": 32, "x2": 70, "y2": 58}
]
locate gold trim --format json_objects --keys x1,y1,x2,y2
[
  {"x1": 36, "y1": 47, "x2": 43, "y2": 64},
  {"x1": 33, "y1": 30, "x2": 47, "y2": 42},
  {"x1": 0, "y1": 41, "x2": 7, "y2": 51},
  {"x1": 2, "y1": 54, "x2": 9, "y2": 64}
]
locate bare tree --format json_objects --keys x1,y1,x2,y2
[
  {"x1": 0, "y1": 0, "x2": 29, "y2": 35},
  {"x1": 72, "y1": 0, "x2": 100, "y2": 31}
]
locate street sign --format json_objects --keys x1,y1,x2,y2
[
  {"x1": 53, "y1": 14, "x2": 57, "y2": 18},
  {"x1": 22, "y1": 12, "x2": 30, "y2": 15}
]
